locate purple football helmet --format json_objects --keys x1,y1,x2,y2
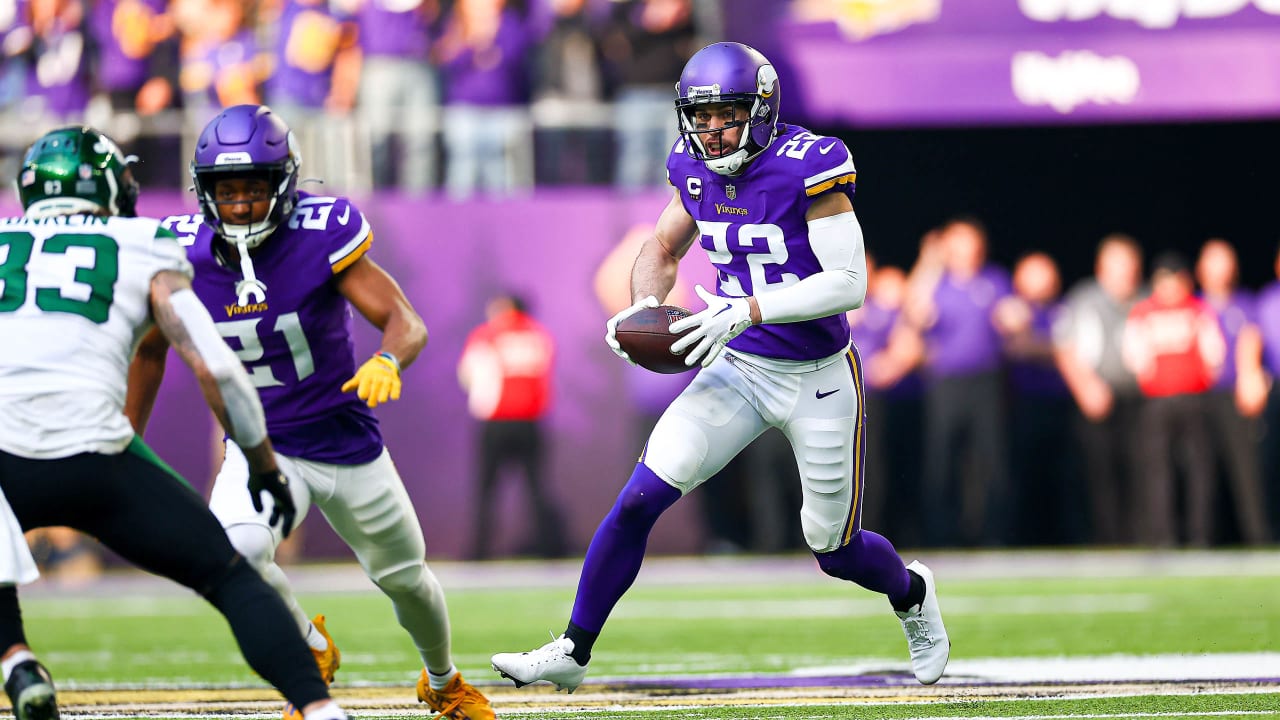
[
  {"x1": 675, "y1": 42, "x2": 780, "y2": 176},
  {"x1": 190, "y1": 105, "x2": 300, "y2": 248}
]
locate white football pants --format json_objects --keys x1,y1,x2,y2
[
  {"x1": 209, "y1": 442, "x2": 452, "y2": 673},
  {"x1": 641, "y1": 346, "x2": 867, "y2": 553}
]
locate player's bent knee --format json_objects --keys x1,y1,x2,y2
[
  {"x1": 813, "y1": 533, "x2": 860, "y2": 581},
  {"x1": 371, "y1": 561, "x2": 430, "y2": 596},
  {"x1": 225, "y1": 523, "x2": 278, "y2": 571}
]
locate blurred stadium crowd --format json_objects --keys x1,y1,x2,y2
[
  {"x1": 0, "y1": 0, "x2": 722, "y2": 195},
  {"x1": 807, "y1": 219, "x2": 1278, "y2": 552}
]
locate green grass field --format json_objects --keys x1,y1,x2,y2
[{"x1": 12, "y1": 552, "x2": 1280, "y2": 718}]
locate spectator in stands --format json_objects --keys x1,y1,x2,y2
[
  {"x1": 356, "y1": 0, "x2": 441, "y2": 192},
  {"x1": 87, "y1": 0, "x2": 177, "y2": 118},
  {"x1": 848, "y1": 256, "x2": 923, "y2": 545},
  {"x1": 1, "y1": 1, "x2": 27, "y2": 112},
  {"x1": 1236, "y1": 243, "x2": 1280, "y2": 535},
  {"x1": 995, "y1": 252, "x2": 1083, "y2": 545},
  {"x1": 904, "y1": 216, "x2": 1012, "y2": 547},
  {"x1": 263, "y1": 0, "x2": 360, "y2": 185},
  {"x1": 1195, "y1": 239, "x2": 1270, "y2": 544},
  {"x1": 14, "y1": 0, "x2": 90, "y2": 122},
  {"x1": 435, "y1": 0, "x2": 535, "y2": 198},
  {"x1": 1054, "y1": 234, "x2": 1145, "y2": 545},
  {"x1": 530, "y1": 0, "x2": 608, "y2": 184},
  {"x1": 174, "y1": 0, "x2": 263, "y2": 124},
  {"x1": 458, "y1": 293, "x2": 565, "y2": 559},
  {"x1": 600, "y1": 0, "x2": 698, "y2": 190},
  {"x1": 1122, "y1": 252, "x2": 1224, "y2": 546}
]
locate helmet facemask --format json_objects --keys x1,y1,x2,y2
[
  {"x1": 674, "y1": 43, "x2": 781, "y2": 176},
  {"x1": 190, "y1": 105, "x2": 302, "y2": 306},
  {"x1": 676, "y1": 97, "x2": 759, "y2": 176}
]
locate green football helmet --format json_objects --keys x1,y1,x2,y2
[{"x1": 16, "y1": 126, "x2": 140, "y2": 219}]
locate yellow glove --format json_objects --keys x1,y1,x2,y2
[{"x1": 342, "y1": 352, "x2": 401, "y2": 408}]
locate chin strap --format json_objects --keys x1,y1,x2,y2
[{"x1": 234, "y1": 242, "x2": 267, "y2": 306}]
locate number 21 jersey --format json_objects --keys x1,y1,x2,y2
[{"x1": 164, "y1": 191, "x2": 382, "y2": 464}]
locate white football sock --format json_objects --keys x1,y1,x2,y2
[
  {"x1": 427, "y1": 665, "x2": 458, "y2": 691},
  {"x1": 304, "y1": 622, "x2": 328, "y2": 652},
  {"x1": 1, "y1": 650, "x2": 36, "y2": 682}
]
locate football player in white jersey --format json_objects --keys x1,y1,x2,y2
[{"x1": 0, "y1": 127, "x2": 347, "y2": 720}]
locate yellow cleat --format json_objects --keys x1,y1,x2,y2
[
  {"x1": 417, "y1": 670, "x2": 495, "y2": 720},
  {"x1": 309, "y1": 615, "x2": 342, "y2": 685},
  {"x1": 283, "y1": 615, "x2": 342, "y2": 720}
]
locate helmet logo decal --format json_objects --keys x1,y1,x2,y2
[
  {"x1": 686, "y1": 83, "x2": 722, "y2": 102},
  {"x1": 77, "y1": 163, "x2": 93, "y2": 180},
  {"x1": 757, "y1": 64, "x2": 778, "y2": 98},
  {"x1": 20, "y1": 170, "x2": 35, "y2": 187},
  {"x1": 215, "y1": 151, "x2": 253, "y2": 165}
]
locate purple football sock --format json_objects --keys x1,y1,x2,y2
[
  {"x1": 569, "y1": 463, "x2": 681, "y2": 634},
  {"x1": 815, "y1": 529, "x2": 911, "y2": 604}
]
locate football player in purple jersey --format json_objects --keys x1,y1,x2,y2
[
  {"x1": 491, "y1": 41, "x2": 950, "y2": 691},
  {"x1": 124, "y1": 105, "x2": 494, "y2": 720}
]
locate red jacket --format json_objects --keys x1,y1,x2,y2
[
  {"x1": 458, "y1": 310, "x2": 554, "y2": 420},
  {"x1": 1123, "y1": 294, "x2": 1224, "y2": 397}
]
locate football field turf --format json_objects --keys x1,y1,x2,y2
[{"x1": 9, "y1": 550, "x2": 1279, "y2": 718}]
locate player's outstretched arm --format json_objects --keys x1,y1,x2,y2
[
  {"x1": 148, "y1": 270, "x2": 296, "y2": 533},
  {"x1": 125, "y1": 326, "x2": 171, "y2": 435},
  {"x1": 337, "y1": 256, "x2": 427, "y2": 407}
]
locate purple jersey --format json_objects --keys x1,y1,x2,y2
[
  {"x1": 90, "y1": 0, "x2": 166, "y2": 91},
  {"x1": 849, "y1": 298, "x2": 894, "y2": 360},
  {"x1": 266, "y1": 0, "x2": 350, "y2": 108},
  {"x1": 161, "y1": 192, "x2": 382, "y2": 464},
  {"x1": 925, "y1": 265, "x2": 1012, "y2": 377},
  {"x1": 27, "y1": 21, "x2": 90, "y2": 116},
  {"x1": 1201, "y1": 289, "x2": 1255, "y2": 389},
  {"x1": 667, "y1": 124, "x2": 858, "y2": 361},
  {"x1": 1255, "y1": 281, "x2": 1280, "y2": 376},
  {"x1": 358, "y1": 0, "x2": 431, "y2": 58},
  {"x1": 1008, "y1": 302, "x2": 1068, "y2": 397}
]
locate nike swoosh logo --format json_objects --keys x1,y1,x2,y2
[
  {"x1": 337, "y1": 204, "x2": 351, "y2": 225},
  {"x1": 816, "y1": 389, "x2": 840, "y2": 399},
  {"x1": 819, "y1": 142, "x2": 838, "y2": 155}
]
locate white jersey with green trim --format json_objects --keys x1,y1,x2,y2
[{"x1": 0, "y1": 214, "x2": 192, "y2": 459}]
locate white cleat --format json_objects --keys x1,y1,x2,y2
[
  {"x1": 491, "y1": 635, "x2": 589, "y2": 693},
  {"x1": 896, "y1": 560, "x2": 950, "y2": 684}
]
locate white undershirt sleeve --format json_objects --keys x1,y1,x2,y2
[{"x1": 755, "y1": 210, "x2": 867, "y2": 324}]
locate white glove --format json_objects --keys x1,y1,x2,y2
[
  {"x1": 604, "y1": 295, "x2": 659, "y2": 364},
  {"x1": 670, "y1": 285, "x2": 753, "y2": 368}
]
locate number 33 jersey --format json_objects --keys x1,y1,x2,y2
[
  {"x1": 163, "y1": 191, "x2": 383, "y2": 464},
  {"x1": 667, "y1": 123, "x2": 858, "y2": 362},
  {"x1": 0, "y1": 215, "x2": 191, "y2": 458}
]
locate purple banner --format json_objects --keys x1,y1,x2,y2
[
  {"x1": 0, "y1": 192, "x2": 717, "y2": 559},
  {"x1": 740, "y1": 0, "x2": 1280, "y2": 126}
]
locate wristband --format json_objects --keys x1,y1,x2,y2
[{"x1": 375, "y1": 351, "x2": 401, "y2": 374}]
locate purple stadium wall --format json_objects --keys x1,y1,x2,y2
[{"x1": 0, "y1": 191, "x2": 720, "y2": 559}]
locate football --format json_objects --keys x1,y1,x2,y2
[{"x1": 615, "y1": 305, "x2": 696, "y2": 374}]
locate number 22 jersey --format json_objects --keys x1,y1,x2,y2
[
  {"x1": 163, "y1": 191, "x2": 382, "y2": 464},
  {"x1": 667, "y1": 123, "x2": 858, "y2": 362}
]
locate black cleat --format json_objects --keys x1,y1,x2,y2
[{"x1": 4, "y1": 661, "x2": 59, "y2": 720}]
